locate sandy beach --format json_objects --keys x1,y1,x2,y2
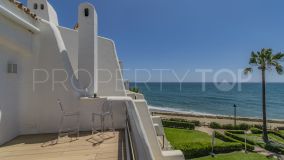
[{"x1": 150, "y1": 109, "x2": 284, "y2": 129}]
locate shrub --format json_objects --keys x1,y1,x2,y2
[
  {"x1": 167, "y1": 118, "x2": 201, "y2": 127},
  {"x1": 129, "y1": 87, "x2": 139, "y2": 93},
  {"x1": 190, "y1": 120, "x2": 201, "y2": 127},
  {"x1": 168, "y1": 118, "x2": 188, "y2": 122},
  {"x1": 162, "y1": 120, "x2": 195, "y2": 130},
  {"x1": 238, "y1": 123, "x2": 251, "y2": 130},
  {"x1": 215, "y1": 131, "x2": 254, "y2": 151},
  {"x1": 250, "y1": 127, "x2": 262, "y2": 134},
  {"x1": 269, "y1": 131, "x2": 284, "y2": 139},
  {"x1": 265, "y1": 142, "x2": 284, "y2": 154},
  {"x1": 209, "y1": 122, "x2": 222, "y2": 129},
  {"x1": 176, "y1": 142, "x2": 242, "y2": 159},
  {"x1": 208, "y1": 122, "x2": 252, "y2": 130},
  {"x1": 224, "y1": 131, "x2": 256, "y2": 145},
  {"x1": 253, "y1": 124, "x2": 263, "y2": 130},
  {"x1": 222, "y1": 124, "x2": 235, "y2": 130},
  {"x1": 226, "y1": 130, "x2": 245, "y2": 134}
]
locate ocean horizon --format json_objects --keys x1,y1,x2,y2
[{"x1": 130, "y1": 82, "x2": 284, "y2": 120}]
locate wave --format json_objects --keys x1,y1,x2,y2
[{"x1": 148, "y1": 105, "x2": 222, "y2": 117}]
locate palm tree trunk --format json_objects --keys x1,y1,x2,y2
[{"x1": 262, "y1": 69, "x2": 269, "y2": 143}]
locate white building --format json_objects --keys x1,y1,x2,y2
[{"x1": 0, "y1": 0, "x2": 184, "y2": 159}]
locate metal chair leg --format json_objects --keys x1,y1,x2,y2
[
  {"x1": 102, "y1": 117, "x2": 105, "y2": 135},
  {"x1": 57, "y1": 115, "x2": 64, "y2": 143},
  {"x1": 111, "y1": 114, "x2": 115, "y2": 135},
  {"x1": 77, "y1": 115, "x2": 80, "y2": 139}
]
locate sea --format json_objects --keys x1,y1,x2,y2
[{"x1": 130, "y1": 83, "x2": 284, "y2": 120}]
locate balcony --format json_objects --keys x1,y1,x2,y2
[{"x1": 0, "y1": 131, "x2": 125, "y2": 160}]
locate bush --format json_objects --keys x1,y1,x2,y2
[
  {"x1": 168, "y1": 118, "x2": 188, "y2": 122},
  {"x1": 222, "y1": 124, "x2": 235, "y2": 130},
  {"x1": 167, "y1": 118, "x2": 201, "y2": 127},
  {"x1": 129, "y1": 87, "x2": 139, "y2": 93},
  {"x1": 226, "y1": 130, "x2": 245, "y2": 134},
  {"x1": 208, "y1": 122, "x2": 252, "y2": 130},
  {"x1": 224, "y1": 131, "x2": 256, "y2": 145},
  {"x1": 253, "y1": 124, "x2": 263, "y2": 130},
  {"x1": 176, "y1": 142, "x2": 242, "y2": 159},
  {"x1": 265, "y1": 142, "x2": 284, "y2": 154},
  {"x1": 190, "y1": 120, "x2": 201, "y2": 127},
  {"x1": 162, "y1": 120, "x2": 195, "y2": 130},
  {"x1": 250, "y1": 127, "x2": 262, "y2": 134},
  {"x1": 238, "y1": 123, "x2": 251, "y2": 130},
  {"x1": 269, "y1": 131, "x2": 284, "y2": 139},
  {"x1": 209, "y1": 122, "x2": 222, "y2": 129},
  {"x1": 215, "y1": 131, "x2": 254, "y2": 151}
]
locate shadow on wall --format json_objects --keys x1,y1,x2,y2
[{"x1": 0, "y1": 106, "x2": 2, "y2": 124}]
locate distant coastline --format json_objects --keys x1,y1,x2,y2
[
  {"x1": 132, "y1": 83, "x2": 284, "y2": 120},
  {"x1": 149, "y1": 106, "x2": 284, "y2": 123}
]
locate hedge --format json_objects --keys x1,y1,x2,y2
[
  {"x1": 265, "y1": 142, "x2": 284, "y2": 154},
  {"x1": 215, "y1": 131, "x2": 254, "y2": 151},
  {"x1": 162, "y1": 120, "x2": 195, "y2": 130},
  {"x1": 250, "y1": 127, "x2": 262, "y2": 134},
  {"x1": 175, "y1": 142, "x2": 242, "y2": 159},
  {"x1": 226, "y1": 130, "x2": 245, "y2": 134},
  {"x1": 269, "y1": 131, "x2": 284, "y2": 140},
  {"x1": 224, "y1": 131, "x2": 256, "y2": 145},
  {"x1": 209, "y1": 122, "x2": 251, "y2": 130},
  {"x1": 167, "y1": 118, "x2": 201, "y2": 126},
  {"x1": 209, "y1": 122, "x2": 222, "y2": 129}
]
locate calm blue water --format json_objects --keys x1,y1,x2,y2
[{"x1": 130, "y1": 83, "x2": 284, "y2": 120}]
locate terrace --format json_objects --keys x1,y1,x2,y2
[{"x1": 0, "y1": 131, "x2": 125, "y2": 160}]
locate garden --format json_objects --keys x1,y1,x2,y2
[{"x1": 162, "y1": 118, "x2": 283, "y2": 159}]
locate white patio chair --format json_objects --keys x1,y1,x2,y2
[
  {"x1": 57, "y1": 99, "x2": 80, "y2": 142},
  {"x1": 92, "y1": 100, "x2": 115, "y2": 136}
]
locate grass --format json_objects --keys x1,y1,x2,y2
[
  {"x1": 192, "y1": 152, "x2": 275, "y2": 160},
  {"x1": 164, "y1": 128, "x2": 223, "y2": 146}
]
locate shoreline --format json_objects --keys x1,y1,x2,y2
[{"x1": 150, "y1": 108, "x2": 284, "y2": 128}]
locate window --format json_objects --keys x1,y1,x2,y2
[
  {"x1": 34, "y1": 3, "x2": 38, "y2": 9},
  {"x1": 84, "y1": 8, "x2": 89, "y2": 17},
  {"x1": 40, "y1": 4, "x2": 44, "y2": 10},
  {"x1": 7, "y1": 64, "x2": 17, "y2": 74}
]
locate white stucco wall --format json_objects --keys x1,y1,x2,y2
[
  {"x1": 59, "y1": 26, "x2": 79, "y2": 78},
  {"x1": 27, "y1": 0, "x2": 59, "y2": 25},
  {"x1": 0, "y1": 12, "x2": 34, "y2": 144},
  {"x1": 78, "y1": 3, "x2": 98, "y2": 96},
  {"x1": 97, "y1": 37, "x2": 126, "y2": 96},
  {"x1": 0, "y1": 40, "x2": 22, "y2": 145}
]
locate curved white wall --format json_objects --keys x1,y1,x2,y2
[{"x1": 97, "y1": 37, "x2": 126, "y2": 96}]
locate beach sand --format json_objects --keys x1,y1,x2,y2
[{"x1": 150, "y1": 109, "x2": 284, "y2": 129}]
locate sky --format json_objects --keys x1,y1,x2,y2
[{"x1": 20, "y1": 0, "x2": 284, "y2": 82}]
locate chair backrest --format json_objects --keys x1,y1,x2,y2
[
  {"x1": 57, "y1": 99, "x2": 64, "y2": 113},
  {"x1": 102, "y1": 100, "x2": 112, "y2": 114}
]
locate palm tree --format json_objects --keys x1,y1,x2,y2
[{"x1": 244, "y1": 48, "x2": 284, "y2": 143}]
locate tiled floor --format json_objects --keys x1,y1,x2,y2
[{"x1": 0, "y1": 131, "x2": 125, "y2": 160}]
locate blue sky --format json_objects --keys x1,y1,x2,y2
[{"x1": 21, "y1": 0, "x2": 284, "y2": 82}]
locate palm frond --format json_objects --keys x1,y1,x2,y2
[
  {"x1": 275, "y1": 64, "x2": 284, "y2": 75},
  {"x1": 273, "y1": 52, "x2": 284, "y2": 61},
  {"x1": 244, "y1": 67, "x2": 253, "y2": 75}
]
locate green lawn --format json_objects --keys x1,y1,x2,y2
[
  {"x1": 164, "y1": 128, "x2": 223, "y2": 146},
  {"x1": 193, "y1": 152, "x2": 275, "y2": 160}
]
